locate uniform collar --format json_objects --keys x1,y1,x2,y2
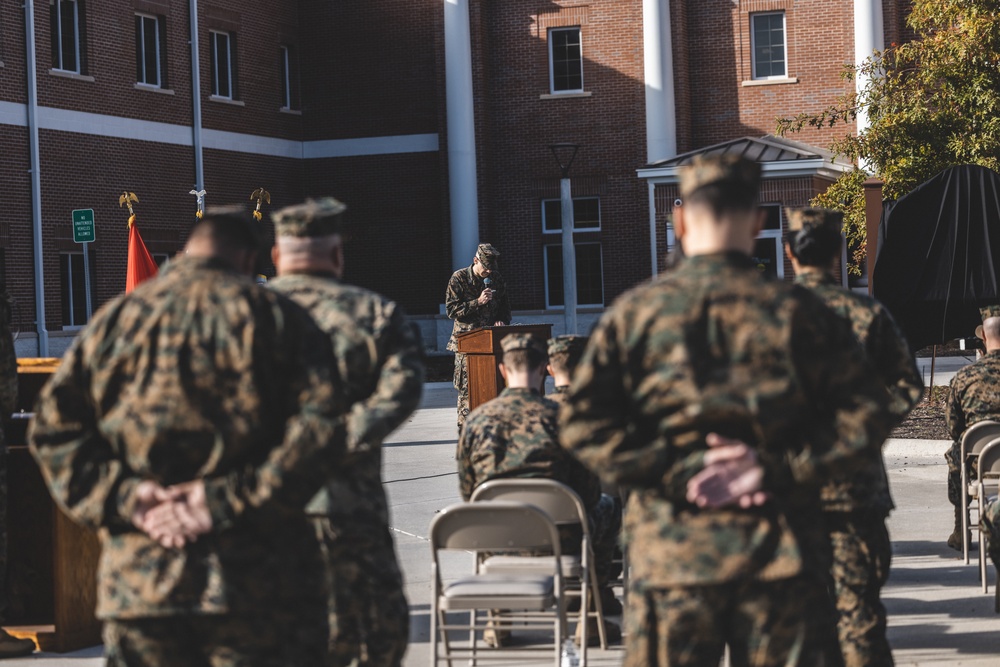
[
  {"x1": 794, "y1": 268, "x2": 837, "y2": 288},
  {"x1": 500, "y1": 387, "x2": 540, "y2": 398},
  {"x1": 681, "y1": 251, "x2": 756, "y2": 272}
]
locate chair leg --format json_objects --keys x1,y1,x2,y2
[
  {"x1": 578, "y1": 571, "x2": 589, "y2": 666},
  {"x1": 588, "y1": 558, "x2": 609, "y2": 650},
  {"x1": 963, "y1": 466, "x2": 971, "y2": 564},
  {"x1": 982, "y1": 494, "x2": 989, "y2": 594}
]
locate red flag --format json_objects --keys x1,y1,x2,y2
[{"x1": 126, "y1": 223, "x2": 158, "y2": 292}]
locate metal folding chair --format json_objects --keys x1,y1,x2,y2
[
  {"x1": 960, "y1": 421, "x2": 1000, "y2": 563},
  {"x1": 974, "y1": 438, "x2": 1000, "y2": 592}
]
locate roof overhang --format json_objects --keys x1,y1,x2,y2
[{"x1": 637, "y1": 157, "x2": 854, "y2": 184}]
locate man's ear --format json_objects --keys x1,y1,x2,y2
[
  {"x1": 546, "y1": 363, "x2": 556, "y2": 378},
  {"x1": 673, "y1": 205, "x2": 686, "y2": 241},
  {"x1": 498, "y1": 363, "x2": 509, "y2": 383},
  {"x1": 271, "y1": 245, "x2": 280, "y2": 271}
]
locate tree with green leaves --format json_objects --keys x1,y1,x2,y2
[{"x1": 777, "y1": 0, "x2": 1000, "y2": 273}]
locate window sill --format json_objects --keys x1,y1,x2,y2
[
  {"x1": 49, "y1": 69, "x2": 95, "y2": 82},
  {"x1": 539, "y1": 91, "x2": 593, "y2": 100},
  {"x1": 279, "y1": 107, "x2": 302, "y2": 115},
  {"x1": 135, "y1": 83, "x2": 175, "y2": 95},
  {"x1": 209, "y1": 95, "x2": 245, "y2": 107},
  {"x1": 741, "y1": 77, "x2": 798, "y2": 87}
]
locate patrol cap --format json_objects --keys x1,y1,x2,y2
[
  {"x1": 476, "y1": 243, "x2": 501, "y2": 270},
  {"x1": 500, "y1": 333, "x2": 547, "y2": 356},
  {"x1": 785, "y1": 207, "x2": 843, "y2": 234},
  {"x1": 547, "y1": 335, "x2": 587, "y2": 357},
  {"x1": 678, "y1": 154, "x2": 761, "y2": 202},
  {"x1": 271, "y1": 197, "x2": 347, "y2": 238}
]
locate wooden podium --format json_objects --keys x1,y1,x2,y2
[
  {"x1": 455, "y1": 324, "x2": 553, "y2": 412},
  {"x1": 5, "y1": 359, "x2": 102, "y2": 652}
]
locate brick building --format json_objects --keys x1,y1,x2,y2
[{"x1": 0, "y1": 0, "x2": 910, "y2": 355}]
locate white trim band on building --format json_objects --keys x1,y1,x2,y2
[{"x1": 0, "y1": 101, "x2": 439, "y2": 159}]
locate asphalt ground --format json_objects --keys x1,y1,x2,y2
[{"x1": 12, "y1": 379, "x2": 1000, "y2": 666}]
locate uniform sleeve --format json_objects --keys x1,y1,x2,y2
[
  {"x1": 559, "y1": 309, "x2": 706, "y2": 494},
  {"x1": 0, "y1": 297, "x2": 17, "y2": 419},
  {"x1": 201, "y1": 305, "x2": 348, "y2": 531},
  {"x1": 786, "y1": 300, "x2": 896, "y2": 486},
  {"x1": 446, "y1": 273, "x2": 481, "y2": 323},
  {"x1": 346, "y1": 308, "x2": 425, "y2": 453},
  {"x1": 868, "y1": 308, "x2": 923, "y2": 422},
  {"x1": 946, "y1": 375, "x2": 965, "y2": 442},
  {"x1": 457, "y1": 422, "x2": 478, "y2": 501},
  {"x1": 29, "y1": 331, "x2": 138, "y2": 531}
]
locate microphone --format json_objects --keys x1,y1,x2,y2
[{"x1": 483, "y1": 277, "x2": 492, "y2": 289}]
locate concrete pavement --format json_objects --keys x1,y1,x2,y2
[{"x1": 11, "y1": 382, "x2": 1000, "y2": 665}]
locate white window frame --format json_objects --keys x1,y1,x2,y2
[
  {"x1": 135, "y1": 13, "x2": 161, "y2": 87},
  {"x1": 548, "y1": 26, "x2": 584, "y2": 94},
  {"x1": 52, "y1": 0, "x2": 82, "y2": 74},
  {"x1": 541, "y1": 196, "x2": 601, "y2": 234},
  {"x1": 750, "y1": 11, "x2": 787, "y2": 80},
  {"x1": 753, "y1": 204, "x2": 784, "y2": 279},
  {"x1": 60, "y1": 251, "x2": 89, "y2": 329},
  {"x1": 543, "y1": 241, "x2": 605, "y2": 309},
  {"x1": 210, "y1": 30, "x2": 234, "y2": 99}
]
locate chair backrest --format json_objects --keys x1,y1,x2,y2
[
  {"x1": 470, "y1": 478, "x2": 587, "y2": 527},
  {"x1": 962, "y1": 420, "x2": 1000, "y2": 458},
  {"x1": 430, "y1": 500, "x2": 562, "y2": 556},
  {"x1": 977, "y1": 438, "x2": 1000, "y2": 480}
]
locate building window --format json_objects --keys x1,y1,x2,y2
[
  {"x1": 210, "y1": 30, "x2": 236, "y2": 98},
  {"x1": 549, "y1": 27, "x2": 583, "y2": 93},
  {"x1": 542, "y1": 197, "x2": 600, "y2": 233},
  {"x1": 51, "y1": 0, "x2": 83, "y2": 73},
  {"x1": 751, "y1": 12, "x2": 786, "y2": 79},
  {"x1": 752, "y1": 204, "x2": 784, "y2": 279},
  {"x1": 545, "y1": 243, "x2": 604, "y2": 308},
  {"x1": 135, "y1": 13, "x2": 165, "y2": 87},
  {"x1": 280, "y1": 45, "x2": 299, "y2": 110},
  {"x1": 60, "y1": 251, "x2": 93, "y2": 328}
]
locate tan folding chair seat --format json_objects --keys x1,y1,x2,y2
[{"x1": 429, "y1": 501, "x2": 568, "y2": 666}]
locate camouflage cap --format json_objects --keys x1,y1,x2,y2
[
  {"x1": 500, "y1": 333, "x2": 547, "y2": 356},
  {"x1": 547, "y1": 334, "x2": 588, "y2": 357},
  {"x1": 476, "y1": 243, "x2": 501, "y2": 269},
  {"x1": 785, "y1": 207, "x2": 843, "y2": 234},
  {"x1": 678, "y1": 154, "x2": 761, "y2": 201},
  {"x1": 271, "y1": 197, "x2": 347, "y2": 238}
]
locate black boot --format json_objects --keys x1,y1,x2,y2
[{"x1": 947, "y1": 503, "x2": 963, "y2": 551}]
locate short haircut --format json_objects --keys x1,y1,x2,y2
[
  {"x1": 684, "y1": 182, "x2": 759, "y2": 218},
  {"x1": 502, "y1": 348, "x2": 546, "y2": 372},
  {"x1": 189, "y1": 207, "x2": 262, "y2": 254},
  {"x1": 784, "y1": 224, "x2": 842, "y2": 267},
  {"x1": 548, "y1": 347, "x2": 585, "y2": 376},
  {"x1": 984, "y1": 316, "x2": 1000, "y2": 342}
]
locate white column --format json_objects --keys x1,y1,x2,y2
[
  {"x1": 444, "y1": 0, "x2": 480, "y2": 271},
  {"x1": 643, "y1": 0, "x2": 677, "y2": 164},
  {"x1": 854, "y1": 0, "x2": 884, "y2": 167}
]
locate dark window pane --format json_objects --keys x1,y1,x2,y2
[
  {"x1": 543, "y1": 200, "x2": 561, "y2": 232},
  {"x1": 546, "y1": 243, "x2": 604, "y2": 307},
  {"x1": 135, "y1": 15, "x2": 143, "y2": 81},
  {"x1": 753, "y1": 13, "x2": 785, "y2": 78},
  {"x1": 543, "y1": 198, "x2": 600, "y2": 232},
  {"x1": 551, "y1": 28, "x2": 583, "y2": 92},
  {"x1": 761, "y1": 205, "x2": 781, "y2": 230},
  {"x1": 217, "y1": 35, "x2": 230, "y2": 97},
  {"x1": 280, "y1": 47, "x2": 289, "y2": 107},
  {"x1": 142, "y1": 17, "x2": 159, "y2": 85},
  {"x1": 60, "y1": 0, "x2": 78, "y2": 72},
  {"x1": 751, "y1": 238, "x2": 781, "y2": 280}
]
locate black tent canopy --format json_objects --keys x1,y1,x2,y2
[{"x1": 873, "y1": 164, "x2": 1000, "y2": 351}]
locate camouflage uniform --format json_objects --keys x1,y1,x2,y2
[
  {"x1": 945, "y1": 352, "x2": 1000, "y2": 508},
  {"x1": 561, "y1": 159, "x2": 895, "y2": 667},
  {"x1": 458, "y1": 335, "x2": 620, "y2": 583},
  {"x1": 29, "y1": 254, "x2": 347, "y2": 667},
  {"x1": 793, "y1": 219, "x2": 922, "y2": 667},
  {"x1": 546, "y1": 335, "x2": 588, "y2": 408},
  {"x1": 269, "y1": 196, "x2": 425, "y2": 667},
  {"x1": 445, "y1": 244, "x2": 511, "y2": 435}
]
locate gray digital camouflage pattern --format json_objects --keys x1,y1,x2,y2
[
  {"x1": 269, "y1": 273, "x2": 423, "y2": 667},
  {"x1": 28, "y1": 256, "x2": 347, "y2": 660},
  {"x1": 561, "y1": 252, "x2": 896, "y2": 666},
  {"x1": 945, "y1": 352, "x2": 1000, "y2": 506},
  {"x1": 0, "y1": 291, "x2": 16, "y2": 625},
  {"x1": 795, "y1": 268, "x2": 920, "y2": 667},
  {"x1": 446, "y1": 265, "x2": 511, "y2": 433}
]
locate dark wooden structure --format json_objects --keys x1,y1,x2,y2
[
  {"x1": 455, "y1": 324, "x2": 553, "y2": 412},
  {"x1": 6, "y1": 359, "x2": 102, "y2": 652}
]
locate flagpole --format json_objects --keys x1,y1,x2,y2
[{"x1": 82, "y1": 243, "x2": 93, "y2": 320}]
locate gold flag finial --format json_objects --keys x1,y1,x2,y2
[
  {"x1": 119, "y1": 191, "x2": 139, "y2": 228},
  {"x1": 189, "y1": 189, "x2": 207, "y2": 219},
  {"x1": 250, "y1": 188, "x2": 271, "y2": 221}
]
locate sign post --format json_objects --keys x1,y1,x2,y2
[{"x1": 72, "y1": 209, "x2": 95, "y2": 320}]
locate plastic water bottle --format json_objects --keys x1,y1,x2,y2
[{"x1": 560, "y1": 638, "x2": 580, "y2": 667}]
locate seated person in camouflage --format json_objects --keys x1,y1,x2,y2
[
  {"x1": 546, "y1": 335, "x2": 588, "y2": 406},
  {"x1": 457, "y1": 333, "x2": 622, "y2": 634},
  {"x1": 945, "y1": 310, "x2": 1000, "y2": 549}
]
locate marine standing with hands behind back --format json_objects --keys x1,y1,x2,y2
[
  {"x1": 268, "y1": 197, "x2": 424, "y2": 667},
  {"x1": 786, "y1": 207, "x2": 922, "y2": 667},
  {"x1": 561, "y1": 154, "x2": 897, "y2": 667},
  {"x1": 446, "y1": 243, "x2": 511, "y2": 435}
]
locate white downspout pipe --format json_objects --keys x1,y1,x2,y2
[
  {"x1": 643, "y1": 0, "x2": 676, "y2": 277},
  {"x1": 444, "y1": 0, "x2": 480, "y2": 271},
  {"x1": 854, "y1": 0, "x2": 884, "y2": 172},
  {"x1": 189, "y1": 0, "x2": 205, "y2": 200},
  {"x1": 24, "y1": 0, "x2": 48, "y2": 356}
]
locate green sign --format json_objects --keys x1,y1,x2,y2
[{"x1": 72, "y1": 209, "x2": 95, "y2": 243}]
